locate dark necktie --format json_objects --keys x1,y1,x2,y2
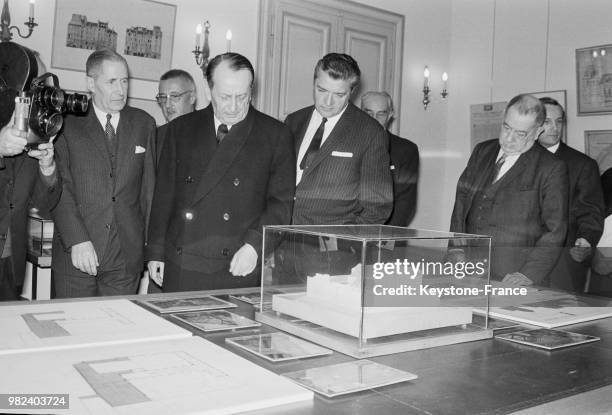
[
  {"x1": 299, "y1": 117, "x2": 327, "y2": 170},
  {"x1": 217, "y1": 123, "x2": 228, "y2": 144},
  {"x1": 492, "y1": 153, "x2": 507, "y2": 183},
  {"x1": 105, "y1": 113, "x2": 116, "y2": 150}
]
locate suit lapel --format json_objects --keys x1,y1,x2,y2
[
  {"x1": 300, "y1": 104, "x2": 355, "y2": 181},
  {"x1": 190, "y1": 106, "x2": 255, "y2": 205},
  {"x1": 294, "y1": 108, "x2": 314, "y2": 155},
  {"x1": 115, "y1": 109, "x2": 134, "y2": 185}
]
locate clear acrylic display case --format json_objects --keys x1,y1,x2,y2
[
  {"x1": 257, "y1": 225, "x2": 493, "y2": 358},
  {"x1": 27, "y1": 213, "x2": 54, "y2": 257}
]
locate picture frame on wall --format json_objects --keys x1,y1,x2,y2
[
  {"x1": 51, "y1": 0, "x2": 176, "y2": 81},
  {"x1": 527, "y1": 89, "x2": 567, "y2": 142},
  {"x1": 576, "y1": 44, "x2": 612, "y2": 115},
  {"x1": 585, "y1": 130, "x2": 612, "y2": 174}
]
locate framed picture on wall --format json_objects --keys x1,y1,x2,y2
[
  {"x1": 576, "y1": 44, "x2": 612, "y2": 115},
  {"x1": 585, "y1": 130, "x2": 612, "y2": 173},
  {"x1": 51, "y1": 0, "x2": 176, "y2": 81},
  {"x1": 527, "y1": 89, "x2": 567, "y2": 142}
]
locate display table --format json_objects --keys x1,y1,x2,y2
[{"x1": 3, "y1": 288, "x2": 612, "y2": 415}]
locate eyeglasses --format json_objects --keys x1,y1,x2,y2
[{"x1": 155, "y1": 90, "x2": 193, "y2": 104}]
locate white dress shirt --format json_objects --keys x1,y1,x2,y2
[{"x1": 296, "y1": 106, "x2": 347, "y2": 184}]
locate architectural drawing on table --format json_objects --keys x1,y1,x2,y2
[
  {"x1": 21, "y1": 311, "x2": 69, "y2": 338},
  {"x1": 74, "y1": 351, "x2": 237, "y2": 407}
]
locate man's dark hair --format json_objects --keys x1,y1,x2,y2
[
  {"x1": 86, "y1": 48, "x2": 128, "y2": 77},
  {"x1": 313, "y1": 53, "x2": 361, "y2": 90},
  {"x1": 539, "y1": 96, "x2": 566, "y2": 120},
  {"x1": 505, "y1": 94, "x2": 546, "y2": 126},
  {"x1": 205, "y1": 53, "x2": 254, "y2": 89},
  {"x1": 160, "y1": 69, "x2": 195, "y2": 88}
]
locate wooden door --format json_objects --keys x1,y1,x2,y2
[{"x1": 257, "y1": 0, "x2": 403, "y2": 130}]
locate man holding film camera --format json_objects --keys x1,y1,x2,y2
[{"x1": 0, "y1": 113, "x2": 60, "y2": 300}]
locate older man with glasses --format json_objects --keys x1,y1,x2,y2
[
  {"x1": 450, "y1": 94, "x2": 569, "y2": 287},
  {"x1": 155, "y1": 69, "x2": 197, "y2": 166}
]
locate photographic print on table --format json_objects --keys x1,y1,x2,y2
[
  {"x1": 172, "y1": 310, "x2": 261, "y2": 333},
  {"x1": 51, "y1": 0, "x2": 176, "y2": 81},
  {"x1": 140, "y1": 295, "x2": 237, "y2": 314},
  {"x1": 576, "y1": 44, "x2": 612, "y2": 115},
  {"x1": 282, "y1": 360, "x2": 418, "y2": 398},
  {"x1": 585, "y1": 130, "x2": 612, "y2": 174},
  {"x1": 495, "y1": 328, "x2": 599, "y2": 350},
  {"x1": 225, "y1": 332, "x2": 332, "y2": 362}
]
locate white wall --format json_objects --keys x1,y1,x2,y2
[{"x1": 13, "y1": 0, "x2": 261, "y2": 113}]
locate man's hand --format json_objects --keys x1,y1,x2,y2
[
  {"x1": 71, "y1": 241, "x2": 99, "y2": 276},
  {"x1": 0, "y1": 121, "x2": 27, "y2": 157},
  {"x1": 229, "y1": 243, "x2": 258, "y2": 276},
  {"x1": 147, "y1": 261, "x2": 165, "y2": 286},
  {"x1": 28, "y1": 142, "x2": 56, "y2": 176},
  {"x1": 502, "y1": 272, "x2": 534, "y2": 286},
  {"x1": 569, "y1": 237, "x2": 592, "y2": 263}
]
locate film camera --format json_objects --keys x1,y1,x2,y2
[
  {"x1": 0, "y1": 41, "x2": 88, "y2": 149},
  {"x1": 14, "y1": 73, "x2": 88, "y2": 148}
]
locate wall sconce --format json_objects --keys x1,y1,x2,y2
[
  {"x1": 441, "y1": 72, "x2": 448, "y2": 98},
  {"x1": 422, "y1": 66, "x2": 449, "y2": 109},
  {"x1": 0, "y1": 0, "x2": 38, "y2": 42},
  {"x1": 193, "y1": 21, "x2": 211, "y2": 75},
  {"x1": 422, "y1": 66, "x2": 430, "y2": 109}
]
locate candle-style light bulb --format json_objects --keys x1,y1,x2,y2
[
  {"x1": 29, "y1": 0, "x2": 35, "y2": 19},
  {"x1": 226, "y1": 29, "x2": 232, "y2": 52},
  {"x1": 195, "y1": 24, "x2": 202, "y2": 49},
  {"x1": 423, "y1": 66, "x2": 430, "y2": 88}
]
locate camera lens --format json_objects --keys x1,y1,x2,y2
[
  {"x1": 64, "y1": 93, "x2": 89, "y2": 114},
  {"x1": 36, "y1": 86, "x2": 65, "y2": 111},
  {"x1": 37, "y1": 110, "x2": 63, "y2": 137}
]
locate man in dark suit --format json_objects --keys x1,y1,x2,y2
[
  {"x1": 538, "y1": 97, "x2": 604, "y2": 292},
  {"x1": 450, "y1": 94, "x2": 569, "y2": 286},
  {"x1": 155, "y1": 69, "x2": 196, "y2": 166},
  {"x1": 286, "y1": 53, "x2": 392, "y2": 225},
  {"x1": 146, "y1": 53, "x2": 295, "y2": 292},
  {"x1": 0, "y1": 115, "x2": 60, "y2": 300},
  {"x1": 51, "y1": 49, "x2": 156, "y2": 298},
  {"x1": 361, "y1": 91, "x2": 419, "y2": 226}
]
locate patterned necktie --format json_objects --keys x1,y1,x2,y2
[
  {"x1": 492, "y1": 153, "x2": 507, "y2": 183},
  {"x1": 217, "y1": 123, "x2": 228, "y2": 144},
  {"x1": 299, "y1": 117, "x2": 327, "y2": 170},
  {"x1": 105, "y1": 113, "x2": 116, "y2": 150}
]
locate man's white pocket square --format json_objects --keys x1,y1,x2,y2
[
  {"x1": 331, "y1": 151, "x2": 353, "y2": 158},
  {"x1": 135, "y1": 145, "x2": 146, "y2": 154}
]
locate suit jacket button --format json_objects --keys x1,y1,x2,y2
[
  {"x1": 223, "y1": 213, "x2": 230, "y2": 221},
  {"x1": 112, "y1": 197, "x2": 116, "y2": 202},
  {"x1": 185, "y1": 176, "x2": 193, "y2": 184},
  {"x1": 185, "y1": 211, "x2": 193, "y2": 221},
  {"x1": 177, "y1": 247, "x2": 182, "y2": 255},
  {"x1": 233, "y1": 177, "x2": 240, "y2": 186},
  {"x1": 222, "y1": 248, "x2": 229, "y2": 257},
  {"x1": 9, "y1": 203, "x2": 14, "y2": 209}
]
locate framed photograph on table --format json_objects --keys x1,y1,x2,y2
[
  {"x1": 51, "y1": 0, "x2": 176, "y2": 81},
  {"x1": 585, "y1": 130, "x2": 612, "y2": 174},
  {"x1": 527, "y1": 89, "x2": 567, "y2": 142},
  {"x1": 576, "y1": 44, "x2": 612, "y2": 115}
]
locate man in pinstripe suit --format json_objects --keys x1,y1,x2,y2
[
  {"x1": 285, "y1": 53, "x2": 393, "y2": 225},
  {"x1": 277, "y1": 54, "x2": 393, "y2": 283},
  {"x1": 51, "y1": 49, "x2": 156, "y2": 297}
]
